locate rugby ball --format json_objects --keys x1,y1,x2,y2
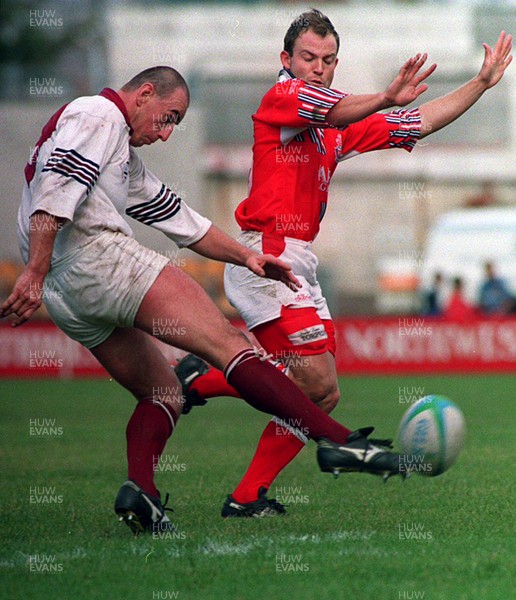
[{"x1": 397, "y1": 395, "x2": 465, "y2": 477}]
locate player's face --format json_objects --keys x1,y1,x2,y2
[
  {"x1": 280, "y1": 29, "x2": 339, "y2": 88},
  {"x1": 129, "y1": 86, "x2": 189, "y2": 147}
]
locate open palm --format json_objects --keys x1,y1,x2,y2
[
  {"x1": 385, "y1": 53, "x2": 437, "y2": 106},
  {"x1": 478, "y1": 31, "x2": 513, "y2": 89}
]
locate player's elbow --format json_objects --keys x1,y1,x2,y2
[{"x1": 418, "y1": 114, "x2": 437, "y2": 139}]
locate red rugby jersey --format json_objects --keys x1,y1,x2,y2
[{"x1": 235, "y1": 71, "x2": 421, "y2": 241}]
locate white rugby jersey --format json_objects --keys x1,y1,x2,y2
[{"x1": 18, "y1": 88, "x2": 211, "y2": 266}]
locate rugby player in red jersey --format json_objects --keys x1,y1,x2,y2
[{"x1": 175, "y1": 9, "x2": 512, "y2": 517}]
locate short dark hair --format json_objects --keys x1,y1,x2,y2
[
  {"x1": 121, "y1": 66, "x2": 189, "y2": 100},
  {"x1": 283, "y1": 9, "x2": 340, "y2": 56},
  {"x1": 452, "y1": 276, "x2": 463, "y2": 289}
]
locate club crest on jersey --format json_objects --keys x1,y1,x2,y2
[
  {"x1": 334, "y1": 133, "x2": 342, "y2": 162},
  {"x1": 318, "y1": 166, "x2": 330, "y2": 192},
  {"x1": 287, "y1": 325, "x2": 328, "y2": 346}
]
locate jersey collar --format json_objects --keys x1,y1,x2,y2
[
  {"x1": 99, "y1": 88, "x2": 134, "y2": 135},
  {"x1": 277, "y1": 68, "x2": 295, "y2": 83}
]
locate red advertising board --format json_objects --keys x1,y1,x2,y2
[
  {"x1": 0, "y1": 321, "x2": 105, "y2": 378},
  {"x1": 0, "y1": 322, "x2": 180, "y2": 378},
  {"x1": 0, "y1": 317, "x2": 515, "y2": 378},
  {"x1": 333, "y1": 316, "x2": 516, "y2": 374}
]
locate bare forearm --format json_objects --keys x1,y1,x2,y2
[
  {"x1": 326, "y1": 93, "x2": 390, "y2": 127},
  {"x1": 327, "y1": 53, "x2": 436, "y2": 128},
  {"x1": 27, "y1": 211, "x2": 64, "y2": 276},
  {"x1": 0, "y1": 211, "x2": 64, "y2": 325},
  {"x1": 188, "y1": 225, "x2": 254, "y2": 266},
  {"x1": 419, "y1": 76, "x2": 487, "y2": 138},
  {"x1": 188, "y1": 224, "x2": 301, "y2": 289}
]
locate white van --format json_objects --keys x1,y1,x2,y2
[
  {"x1": 376, "y1": 207, "x2": 516, "y2": 313},
  {"x1": 419, "y1": 207, "x2": 516, "y2": 307}
]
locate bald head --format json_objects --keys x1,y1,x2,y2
[
  {"x1": 121, "y1": 66, "x2": 189, "y2": 102},
  {"x1": 118, "y1": 67, "x2": 189, "y2": 147}
]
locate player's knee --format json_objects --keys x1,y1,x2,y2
[
  {"x1": 305, "y1": 379, "x2": 340, "y2": 413},
  {"x1": 321, "y1": 387, "x2": 340, "y2": 413},
  {"x1": 115, "y1": 367, "x2": 179, "y2": 404}
]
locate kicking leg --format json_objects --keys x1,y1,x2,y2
[
  {"x1": 133, "y1": 265, "x2": 351, "y2": 442},
  {"x1": 133, "y1": 266, "x2": 401, "y2": 484}
]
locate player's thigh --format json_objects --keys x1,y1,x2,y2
[
  {"x1": 89, "y1": 327, "x2": 182, "y2": 410},
  {"x1": 134, "y1": 264, "x2": 249, "y2": 369}
]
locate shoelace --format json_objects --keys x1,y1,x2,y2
[
  {"x1": 161, "y1": 492, "x2": 174, "y2": 513},
  {"x1": 255, "y1": 346, "x2": 273, "y2": 362},
  {"x1": 357, "y1": 434, "x2": 394, "y2": 468}
]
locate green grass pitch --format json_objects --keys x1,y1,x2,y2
[{"x1": 1, "y1": 374, "x2": 515, "y2": 600}]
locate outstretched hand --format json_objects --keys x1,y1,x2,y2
[
  {"x1": 0, "y1": 268, "x2": 45, "y2": 327},
  {"x1": 384, "y1": 53, "x2": 437, "y2": 107},
  {"x1": 245, "y1": 254, "x2": 301, "y2": 291},
  {"x1": 478, "y1": 31, "x2": 512, "y2": 89}
]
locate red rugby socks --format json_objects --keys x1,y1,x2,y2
[
  {"x1": 232, "y1": 420, "x2": 305, "y2": 504},
  {"x1": 191, "y1": 367, "x2": 241, "y2": 399}
]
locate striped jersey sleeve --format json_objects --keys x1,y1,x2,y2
[
  {"x1": 42, "y1": 147, "x2": 100, "y2": 193},
  {"x1": 126, "y1": 184, "x2": 181, "y2": 225},
  {"x1": 297, "y1": 84, "x2": 347, "y2": 124},
  {"x1": 336, "y1": 108, "x2": 422, "y2": 162},
  {"x1": 30, "y1": 108, "x2": 118, "y2": 222},
  {"x1": 126, "y1": 150, "x2": 211, "y2": 248},
  {"x1": 256, "y1": 79, "x2": 348, "y2": 129},
  {"x1": 384, "y1": 108, "x2": 422, "y2": 151}
]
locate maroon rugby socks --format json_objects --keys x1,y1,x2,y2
[
  {"x1": 126, "y1": 398, "x2": 176, "y2": 497},
  {"x1": 126, "y1": 348, "x2": 350, "y2": 501},
  {"x1": 225, "y1": 349, "x2": 351, "y2": 444}
]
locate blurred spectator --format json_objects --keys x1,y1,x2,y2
[
  {"x1": 421, "y1": 272, "x2": 443, "y2": 316},
  {"x1": 463, "y1": 180, "x2": 497, "y2": 208},
  {"x1": 444, "y1": 277, "x2": 476, "y2": 321},
  {"x1": 478, "y1": 261, "x2": 513, "y2": 315}
]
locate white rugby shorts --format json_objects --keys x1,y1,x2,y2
[
  {"x1": 224, "y1": 231, "x2": 331, "y2": 330},
  {"x1": 43, "y1": 230, "x2": 169, "y2": 348}
]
